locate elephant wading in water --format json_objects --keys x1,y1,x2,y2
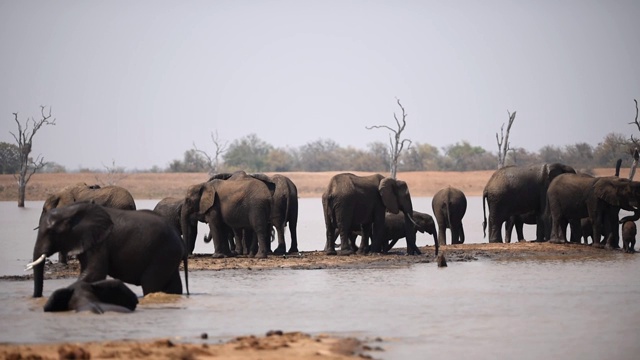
[
  {"x1": 547, "y1": 173, "x2": 640, "y2": 248},
  {"x1": 28, "y1": 203, "x2": 189, "y2": 298},
  {"x1": 482, "y1": 163, "x2": 576, "y2": 243},
  {"x1": 41, "y1": 183, "x2": 136, "y2": 263},
  {"x1": 431, "y1": 186, "x2": 467, "y2": 245},
  {"x1": 182, "y1": 176, "x2": 273, "y2": 258},
  {"x1": 322, "y1": 173, "x2": 423, "y2": 256},
  {"x1": 44, "y1": 279, "x2": 138, "y2": 314}
]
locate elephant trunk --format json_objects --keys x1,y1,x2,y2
[
  {"x1": 32, "y1": 261, "x2": 45, "y2": 298},
  {"x1": 30, "y1": 236, "x2": 50, "y2": 298},
  {"x1": 180, "y1": 209, "x2": 197, "y2": 255}
]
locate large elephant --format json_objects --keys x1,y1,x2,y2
[
  {"x1": 431, "y1": 186, "x2": 467, "y2": 245},
  {"x1": 250, "y1": 173, "x2": 299, "y2": 255},
  {"x1": 181, "y1": 176, "x2": 273, "y2": 258},
  {"x1": 482, "y1": 163, "x2": 576, "y2": 243},
  {"x1": 43, "y1": 279, "x2": 138, "y2": 314},
  {"x1": 547, "y1": 174, "x2": 640, "y2": 247},
  {"x1": 41, "y1": 183, "x2": 136, "y2": 263},
  {"x1": 322, "y1": 173, "x2": 423, "y2": 256},
  {"x1": 28, "y1": 203, "x2": 188, "y2": 298}
]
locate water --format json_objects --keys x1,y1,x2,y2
[{"x1": 1, "y1": 198, "x2": 639, "y2": 359}]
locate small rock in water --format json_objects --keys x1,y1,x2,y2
[
  {"x1": 266, "y1": 330, "x2": 284, "y2": 336},
  {"x1": 437, "y1": 253, "x2": 447, "y2": 267}
]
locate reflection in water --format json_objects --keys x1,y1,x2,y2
[{"x1": 1, "y1": 199, "x2": 639, "y2": 359}]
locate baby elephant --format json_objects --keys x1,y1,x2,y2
[
  {"x1": 620, "y1": 217, "x2": 637, "y2": 253},
  {"x1": 346, "y1": 210, "x2": 438, "y2": 255},
  {"x1": 44, "y1": 279, "x2": 138, "y2": 314},
  {"x1": 432, "y1": 186, "x2": 467, "y2": 245}
]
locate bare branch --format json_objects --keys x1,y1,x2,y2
[{"x1": 366, "y1": 98, "x2": 412, "y2": 178}]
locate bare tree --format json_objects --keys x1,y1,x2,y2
[
  {"x1": 193, "y1": 130, "x2": 228, "y2": 175},
  {"x1": 496, "y1": 110, "x2": 517, "y2": 169},
  {"x1": 628, "y1": 99, "x2": 640, "y2": 180},
  {"x1": 366, "y1": 98, "x2": 412, "y2": 179},
  {"x1": 9, "y1": 106, "x2": 56, "y2": 207},
  {"x1": 95, "y1": 159, "x2": 128, "y2": 186}
]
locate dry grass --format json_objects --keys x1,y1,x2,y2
[{"x1": 0, "y1": 168, "x2": 621, "y2": 201}]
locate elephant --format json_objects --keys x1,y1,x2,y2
[
  {"x1": 504, "y1": 212, "x2": 537, "y2": 243},
  {"x1": 482, "y1": 163, "x2": 576, "y2": 243},
  {"x1": 620, "y1": 217, "x2": 637, "y2": 253},
  {"x1": 153, "y1": 196, "x2": 190, "y2": 240},
  {"x1": 322, "y1": 173, "x2": 424, "y2": 256},
  {"x1": 547, "y1": 173, "x2": 640, "y2": 247},
  {"x1": 43, "y1": 279, "x2": 138, "y2": 314},
  {"x1": 181, "y1": 175, "x2": 273, "y2": 259},
  {"x1": 431, "y1": 186, "x2": 467, "y2": 245},
  {"x1": 343, "y1": 211, "x2": 438, "y2": 254},
  {"x1": 28, "y1": 202, "x2": 189, "y2": 298},
  {"x1": 250, "y1": 173, "x2": 300, "y2": 255},
  {"x1": 41, "y1": 183, "x2": 136, "y2": 263}
]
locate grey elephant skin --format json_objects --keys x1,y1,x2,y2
[
  {"x1": 250, "y1": 173, "x2": 299, "y2": 254},
  {"x1": 41, "y1": 183, "x2": 136, "y2": 263},
  {"x1": 322, "y1": 173, "x2": 422, "y2": 256},
  {"x1": 153, "y1": 196, "x2": 187, "y2": 236},
  {"x1": 482, "y1": 163, "x2": 575, "y2": 243},
  {"x1": 30, "y1": 203, "x2": 188, "y2": 298},
  {"x1": 505, "y1": 212, "x2": 537, "y2": 243},
  {"x1": 182, "y1": 174, "x2": 273, "y2": 258},
  {"x1": 620, "y1": 217, "x2": 637, "y2": 253},
  {"x1": 431, "y1": 187, "x2": 467, "y2": 245},
  {"x1": 44, "y1": 279, "x2": 138, "y2": 314},
  {"x1": 547, "y1": 174, "x2": 640, "y2": 248},
  {"x1": 345, "y1": 211, "x2": 438, "y2": 254}
]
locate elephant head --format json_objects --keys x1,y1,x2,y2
[
  {"x1": 593, "y1": 177, "x2": 640, "y2": 211},
  {"x1": 29, "y1": 203, "x2": 113, "y2": 297},
  {"x1": 181, "y1": 183, "x2": 208, "y2": 255},
  {"x1": 376, "y1": 177, "x2": 420, "y2": 254},
  {"x1": 44, "y1": 279, "x2": 138, "y2": 314}
]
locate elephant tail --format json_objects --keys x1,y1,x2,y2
[
  {"x1": 445, "y1": 188, "x2": 453, "y2": 229},
  {"x1": 482, "y1": 191, "x2": 488, "y2": 238}
]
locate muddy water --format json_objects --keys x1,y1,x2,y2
[{"x1": 1, "y1": 198, "x2": 639, "y2": 359}]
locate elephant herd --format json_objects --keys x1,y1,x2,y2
[{"x1": 27, "y1": 163, "x2": 638, "y2": 313}]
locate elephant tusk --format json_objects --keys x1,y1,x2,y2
[{"x1": 25, "y1": 254, "x2": 46, "y2": 271}]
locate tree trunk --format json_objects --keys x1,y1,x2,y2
[{"x1": 18, "y1": 182, "x2": 26, "y2": 207}]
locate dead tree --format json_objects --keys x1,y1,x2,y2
[
  {"x1": 627, "y1": 99, "x2": 640, "y2": 180},
  {"x1": 193, "y1": 130, "x2": 228, "y2": 176},
  {"x1": 95, "y1": 159, "x2": 128, "y2": 186},
  {"x1": 496, "y1": 110, "x2": 516, "y2": 169},
  {"x1": 9, "y1": 106, "x2": 56, "y2": 207},
  {"x1": 366, "y1": 98, "x2": 412, "y2": 179}
]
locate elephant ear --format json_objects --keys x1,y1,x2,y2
[
  {"x1": 199, "y1": 184, "x2": 217, "y2": 215},
  {"x1": 43, "y1": 194, "x2": 60, "y2": 212},
  {"x1": 593, "y1": 177, "x2": 625, "y2": 207},
  {"x1": 379, "y1": 178, "x2": 400, "y2": 214},
  {"x1": 44, "y1": 287, "x2": 74, "y2": 312},
  {"x1": 48, "y1": 204, "x2": 114, "y2": 256}
]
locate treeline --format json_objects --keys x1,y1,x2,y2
[{"x1": 0, "y1": 132, "x2": 633, "y2": 175}]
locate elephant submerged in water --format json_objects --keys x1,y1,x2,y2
[
  {"x1": 44, "y1": 279, "x2": 138, "y2": 314},
  {"x1": 322, "y1": 173, "x2": 425, "y2": 256},
  {"x1": 28, "y1": 203, "x2": 189, "y2": 298}
]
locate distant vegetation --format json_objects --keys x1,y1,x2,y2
[{"x1": 0, "y1": 132, "x2": 633, "y2": 175}]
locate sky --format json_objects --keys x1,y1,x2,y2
[{"x1": 1, "y1": 0, "x2": 639, "y2": 171}]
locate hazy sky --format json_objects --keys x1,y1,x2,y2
[{"x1": 1, "y1": 1, "x2": 639, "y2": 170}]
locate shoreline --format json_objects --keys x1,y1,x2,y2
[{"x1": 0, "y1": 168, "x2": 621, "y2": 201}]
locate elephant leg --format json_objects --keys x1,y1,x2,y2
[
  {"x1": 450, "y1": 226, "x2": 461, "y2": 245},
  {"x1": 324, "y1": 222, "x2": 338, "y2": 256},
  {"x1": 488, "y1": 213, "x2": 504, "y2": 243},
  {"x1": 549, "y1": 215, "x2": 566, "y2": 244},
  {"x1": 568, "y1": 220, "x2": 582, "y2": 243},
  {"x1": 141, "y1": 263, "x2": 183, "y2": 295},
  {"x1": 58, "y1": 252, "x2": 69, "y2": 265},
  {"x1": 458, "y1": 224, "x2": 466, "y2": 244},
  {"x1": 287, "y1": 220, "x2": 299, "y2": 254},
  {"x1": 515, "y1": 220, "x2": 526, "y2": 242},
  {"x1": 273, "y1": 224, "x2": 287, "y2": 255},
  {"x1": 356, "y1": 224, "x2": 371, "y2": 255},
  {"x1": 437, "y1": 220, "x2": 447, "y2": 246},
  {"x1": 210, "y1": 224, "x2": 233, "y2": 258},
  {"x1": 504, "y1": 217, "x2": 515, "y2": 243},
  {"x1": 252, "y1": 227, "x2": 269, "y2": 259},
  {"x1": 386, "y1": 238, "x2": 399, "y2": 252}
]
